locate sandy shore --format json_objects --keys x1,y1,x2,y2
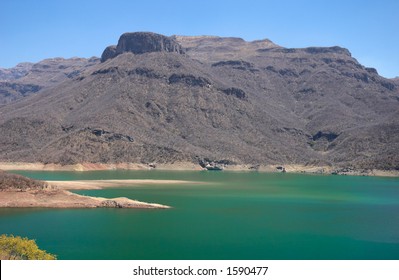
[
  {"x1": 0, "y1": 162, "x2": 202, "y2": 171},
  {"x1": 0, "y1": 189, "x2": 170, "y2": 209},
  {"x1": 0, "y1": 162, "x2": 398, "y2": 177},
  {"x1": 47, "y1": 179, "x2": 202, "y2": 190}
]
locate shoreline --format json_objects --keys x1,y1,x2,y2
[
  {"x1": 0, "y1": 189, "x2": 170, "y2": 209},
  {"x1": 0, "y1": 178, "x2": 207, "y2": 209},
  {"x1": 46, "y1": 179, "x2": 203, "y2": 190},
  {"x1": 0, "y1": 162, "x2": 398, "y2": 177},
  {"x1": 0, "y1": 174, "x2": 176, "y2": 209}
]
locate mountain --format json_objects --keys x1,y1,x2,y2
[
  {"x1": 0, "y1": 57, "x2": 99, "y2": 104},
  {"x1": 0, "y1": 62, "x2": 33, "y2": 80},
  {"x1": 0, "y1": 32, "x2": 398, "y2": 170}
]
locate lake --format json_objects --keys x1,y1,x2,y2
[{"x1": 1, "y1": 170, "x2": 399, "y2": 260}]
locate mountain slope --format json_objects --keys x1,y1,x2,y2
[
  {"x1": 0, "y1": 32, "x2": 398, "y2": 170},
  {"x1": 0, "y1": 57, "x2": 99, "y2": 105}
]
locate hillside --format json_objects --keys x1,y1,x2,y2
[
  {"x1": 0, "y1": 170, "x2": 48, "y2": 191},
  {"x1": 0, "y1": 57, "x2": 99, "y2": 104},
  {"x1": 0, "y1": 32, "x2": 398, "y2": 171}
]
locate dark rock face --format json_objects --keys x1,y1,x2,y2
[
  {"x1": 212, "y1": 60, "x2": 258, "y2": 72},
  {"x1": 221, "y1": 88, "x2": 246, "y2": 99},
  {"x1": 101, "y1": 32, "x2": 184, "y2": 62},
  {"x1": 380, "y1": 80, "x2": 396, "y2": 90},
  {"x1": 365, "y1": 67, "x2": 378, "y2": 75},
  {"x1": 312, "y1": 131, "x2": 339, "y2": 142},
  {"x1": 117, "y1": 32, "x2": 184, "y2": 54},
  {"x1": 0, "y1": 82, "x2": 43, "y2": 104},
  {"x1": 101, "y1": 200, "x2": 122, "y2": 208},
  {"x1": 130, "y1": 67, "x2": 161, "y2": 79},
  {"x1": 100, "y1": 45, "x2": 117, "y2": 62},
  {"x1": 92, "y1": 66, "x2": 161, "y2": 79},
  {"x1": 304, "y1": 46, "x2": 351, "y2": 56},
  {"x1": 0, "y1": 82, "x2": 41, "y2": 95},
  {"x1": 168, "y1": 74, "x2": 211, "y2": 87},
  {"x1": 92, "y1": 67, "x2": 121, "y2": 76},
  {"x1": 86, "y1": 128, "x2": 134, "y2": 142}
]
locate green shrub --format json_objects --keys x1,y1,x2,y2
[{"x1": 0, "y1": 234, "x2": 56, "y2": 260}]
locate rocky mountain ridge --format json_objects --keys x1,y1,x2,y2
[
  {"x1": 0, "y1": 32, "x2": 398, "y2": 170},
  {"x1": 0, "y1": 57, "x2": 99, "y2": 105},
  {"x1": 0, "y1": 62, "x2": 34, "y2": 80}
]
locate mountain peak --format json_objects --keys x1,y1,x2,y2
[{"x1": 101, "y1": 32, "x2": 184, "y2": 62}]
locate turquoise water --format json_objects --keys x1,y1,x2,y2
[{"x1": 1, "y1": 170, "x2": 399, "y2": 259}]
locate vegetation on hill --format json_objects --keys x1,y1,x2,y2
[
  {"x1": 0, "y1": 234, "x2": 56, "y2": 260},
  {"x1": 0, "y1": 171, "x2": 48, "y2": 191}
]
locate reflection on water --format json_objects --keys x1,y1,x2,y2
[{"x1": 1, "y1": 170, "x2": 399, "y2": 259}]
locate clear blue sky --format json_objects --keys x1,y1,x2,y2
[{"x1": 1, "y1": 0, "x2": 398, "y2": 78}]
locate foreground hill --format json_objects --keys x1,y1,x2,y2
[
  {"x1": 0, "y1": 170, "x2": 48, "y2": 191},
  {"x1": 0, "y1": 32, "x2": 398, "y2": 171}
]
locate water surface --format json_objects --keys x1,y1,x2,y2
[{"x1": 1, "y1": 170, "x2": 399, "y2": 259}]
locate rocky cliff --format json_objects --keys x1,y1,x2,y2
[{"x1": 101, "y1": 32, "x2": 184, "y2": 62}]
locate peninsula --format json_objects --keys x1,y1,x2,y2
[{"x1": 0, "y1": 171, "x2": 170, "y2": 209}]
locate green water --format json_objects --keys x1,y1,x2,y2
[{"x1": 1, "y1": 170, "x2": 399, "y2": 260}]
